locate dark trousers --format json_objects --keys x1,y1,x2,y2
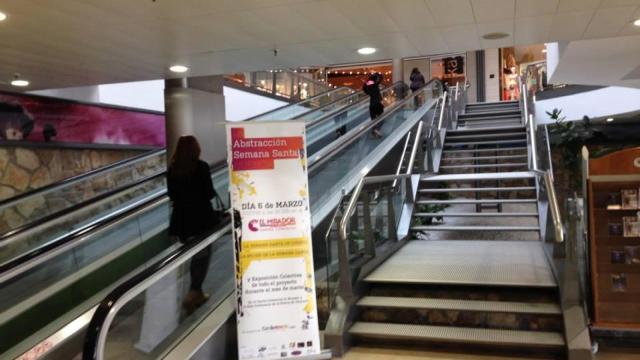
[
  {"x1": 185, "y1": 243, "x2": 211, "y2": 292},
  {"x1": 370, "y1": 102, "x2": 384, "y2": 131}
]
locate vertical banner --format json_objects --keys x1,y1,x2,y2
[{"x1": 227, "y1": 122, "x2": 320, "y2": 359}]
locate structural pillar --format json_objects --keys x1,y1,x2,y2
[
  {"x1": 392, "y1": 58, "x2": 404, "y2": 84},
  {"x1": 164, "y1": 75, "x2": 227, "y2": 166}
]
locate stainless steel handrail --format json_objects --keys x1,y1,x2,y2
[
  {"x1": 92, "y1": 223, "x2": 232, "y2": 360},
  {"x1": 309, "y1": 79, "x2": 441, "y2": 170},
  {"x1": 406, "y1": 121, "x2": 424, "y2": 176},
  {"x1": 391, "y1": 132, "x2": 412, "y2": 189},
  {"x1": 245, "y1": 86, "x2": 353, "y2": 121},
  {"x1": 544, "y1": 124, "x2": 554, "y2": 182},
  {"x1": 306, "y1": 82, "x2": 405, "y2": 129},
  {"x1": 437, "y1": 91, "x2": 448, "y2": 131},
  {"x1": 533, "y1": 169, "x2": 564, "y2": 243}
]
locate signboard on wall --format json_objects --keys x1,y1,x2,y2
[
  {"x1": 226, "y1": 122, "x2": 320, "y2": 360},
  {"x1": 0, "y1": 91, "x2": 164, "y2": 146}
]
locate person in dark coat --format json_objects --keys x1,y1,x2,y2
[
  {"x1": 363, "y1": 73, "x2": 384, "y2": 138},
  {"x1": 167, "y1": 135, "x2": 218, "y2": 314},
  {"x1": 409, "y1": 67, "x2": 426, "y2": 106}
]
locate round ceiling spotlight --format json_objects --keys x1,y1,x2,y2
[
  {"x1": 0, "y1": 11, "x2": 7, "y2": 22},
  {"x1": 633, "y1": 18, "x2": 640, "y2": 27},
  {"x1": 357, "y1": 47, "x2": 376, "y2": 55},
  {"x1": 11, "y1": 74, "x2": 28, "y2": 87},
  {"x1": 542, "y1": 49, "x2": 547, "y2": 53},
  {"x1": 606, "y1": 117, "x2": 614, "y2": 122},
  {"x1": 169, "y1": 65, "x2": 189, "y2": 73},
  {"x1": 481, "y1": 32, "x2": 509, "y2": 40}
]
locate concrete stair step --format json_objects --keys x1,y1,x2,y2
[
  {"x1": 357, "y1": 296, "x2": 561, "y2": 315},
  {"x1": 348, "y1": 322, "x2": 565, "y2": 348}
]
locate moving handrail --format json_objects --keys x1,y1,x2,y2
[
  {"x1": 83, "y1": 78, "x2": 442, "y2": 360},
  {"x1": 82, "y1": 222, "x2": 232, "y2": 360},
  {"x1": 244, "y1": 85, "x2": 354, "y2": 121},
  {"x1": 0, "y1": 87, "x2": 364, "y2": 280}
]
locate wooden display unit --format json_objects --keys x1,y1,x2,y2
[{"x1": 587, "y1": 147, "x2": 640, "y2": 329}]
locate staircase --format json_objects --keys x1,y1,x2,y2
[{"x1": 346, "y1": 100, "x2": 566, "y2": 357}]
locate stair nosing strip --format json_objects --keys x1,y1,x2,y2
[{"x1": 357, "y1": 296, "x2": 562, "y2": 314}]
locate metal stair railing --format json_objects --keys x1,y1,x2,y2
[
  {"x1": 324, "y1": 81, "x2": 449, "y2": 355},
  {"x1": 519, "y1": 72, "x2": 594, "y2": 360}
]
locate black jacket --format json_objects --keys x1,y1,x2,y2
[
  {"x1": 363, "y1": 77, "x2": 383, "y2": 105},
  {"x1": 168, "y1": 160, "x2": 217, "y2": 239},
  {"x1": 410, "y1": 72, "x2": 425, "y2": 90}
]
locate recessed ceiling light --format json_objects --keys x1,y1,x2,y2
[
  {"x1": 482, "y1": 32, "x2": 509, "y2": 40},
  {"x1": 169, "y1": 65, "x2": 189, "y2": 73},
  {"x1": 542, "y1": 49, "x2": 547, "y2": 53},
  {"x1": 633, "y1": 18, "x2": 640, "y2": 27},
  {"x1": 0, "y1": 11, "x2": 7, "y2": 22},
  {"x1": 357, "y1": 47, "x2": 376, "y2": 55},
  {"x1": 606, "y1": 117, "x2": 614, "y2": 122},
  {"x1": 11, "y1": 79, "x2": 29, "y2": 87}
]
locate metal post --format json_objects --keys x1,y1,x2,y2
[
  {"x1": 387, "y1": 189, "x2": 397, "y2": 241},
  {"x1": 361, "y1": 191, "x2": 375, "y2": 257}
]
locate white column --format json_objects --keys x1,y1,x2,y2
[
  {"x1": 164, "y1": 77, "x2": 227, "y2": 165},
  {"x1": 392, "y1": 58, "x2": 404, "y2": 84}
]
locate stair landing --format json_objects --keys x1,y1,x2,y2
[{"x1": 364, "y1": 240, "x2": 556, "y2": 288}]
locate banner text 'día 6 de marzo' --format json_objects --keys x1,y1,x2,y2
[{"x1": 226, "y1": 122, "x2": 320, "y2": 360}]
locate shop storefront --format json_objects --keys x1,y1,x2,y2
[
  {"x1": 325, "y1": 62, "x2": 392, "y2": 91},
  {"x1": 499, "y1": 44, "x2": 546, "y2": 100}
]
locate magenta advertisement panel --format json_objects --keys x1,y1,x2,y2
[{"x1": 0, "y1": 92, "x2": 165, "y2": 146}]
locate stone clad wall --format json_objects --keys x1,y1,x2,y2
[{"x1": 0, "y1": 146, "x2": 145, "y2": 201}]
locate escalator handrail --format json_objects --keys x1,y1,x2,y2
[
  {"x1": 0, "y1": 161, "x2": 226, "y2": 280},
  {"x1": 82, "y1": 78, "x2": 443, "y2": 360},
  {"x1": 0, "y1": 85, "x2": 393, "y2": 282},
  {"x1": 0, "y1": 148, "x2": 165, "y2": 210},
  {"x1": 305, "y1": 81, "x2": 405, "y2": 130},
  {"x1": 82, "y1": 221, "x2": 232, "y2": 360},
  {"x1": 310, "y1": 78, "x2": 442, "y2": 170},
  {"x1": 244, "y1": 86, "x2": 353, "y2": 121}
]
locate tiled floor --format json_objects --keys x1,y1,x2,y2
[{"x1": 342, "y1": 346, "x2": 640, "y2": 359}]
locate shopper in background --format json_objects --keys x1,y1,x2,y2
[
  {"x1": 168, "y1": 135, "x2": 222, "y2": 315},
  {"x1": 409, "y1": 67, "x2": 426, "y2": 106},
  {"x1": 363, "y1": 73, "x2": 384, "y2": 138}
]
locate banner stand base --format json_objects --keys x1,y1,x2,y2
[{"x1": 284, "y1": 349, "x2": 332, "y2": 359}]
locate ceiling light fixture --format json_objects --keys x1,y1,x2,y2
[
  {"x1": 357, "y1": 47, "x2": 376, "y2": 55},
  {"x1": 606, "y1": 117, "x2": 614, "y2": 122},
  {"x1": 633, "y1": 18, "x2": 640, "y2": 27},
  {"x1": 169, "y1": 65, "x2": 189, "y2": 73},
  {"x1": 11, "y1": 74, "x2": 28, "y2": 87},
  {"x1": 542, "y1": 49, "x2": 547, "y2": 53},
  {"x1": 0, "y1": 11, "x2": 7, "y2": 21},
  {"x1": 482, "y1": 32, "x2": 509, "y2": 40}
]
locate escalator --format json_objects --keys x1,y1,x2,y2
[
  {"x1": 0, "y1": 82, "x2": 413, "y2": 359},
  {"x1": 81, "y1": 80, "x2": 444, "y2": 360}
]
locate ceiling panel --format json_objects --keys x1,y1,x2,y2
[
  {"x1": 471, "y1": 0, "x2": 515, "y2": 23},
  {"x1": 515, "y1": 16, "x2": 553, "y2": 44},
  {"x1": 440, "y1": 24, "x2": 481, "y2": 52},
  {"x1": 405, "y1": 28, "x2": 450, "y2": 54},
  {"x1": 0, "y1": 0, "x2": 639, "y2": 91},
  {"x1": 426, "y1": 0, "x2": 475, "y2": 27},
  {"x1": 376, "y1": 0, "x2": 437, "y2": 30},
  {"x1": 549, "y1": 11, "x2": 594, "y2": 41},
  {"x1": 557, "y1": 0, "x2": 601, "y2": 12},
  {"x1": 599, "y1": 0, "x2": 640, "y2": 7},
  {"x1": 515, "y1": 0, "x2": 559, "y2": 18},
  {"x1": 477, "y1": 20, "x2": 515, "y2": 48},
  {"x1": 583, "y1": 6, "x2": 638, "y2": 39}
]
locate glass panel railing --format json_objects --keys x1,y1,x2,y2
[
  {"x1": 250, "y1": 86, "x2": 354, "y2": 122},
  {"x1": 225, "y1": 69, "x2": 333, "y2": 101},
  {"x1": 83, "y1": 81, "x2": 442, "y2": 360},
  {"x1": 0, "y1": 150, "x2": 166, "y2": 238},
  {"x1": 100, "y1": 232, "x2": 234, "y2": 360},
  {"x1": 308, "y1": 82, "x2": 438, "y2": 215}
]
